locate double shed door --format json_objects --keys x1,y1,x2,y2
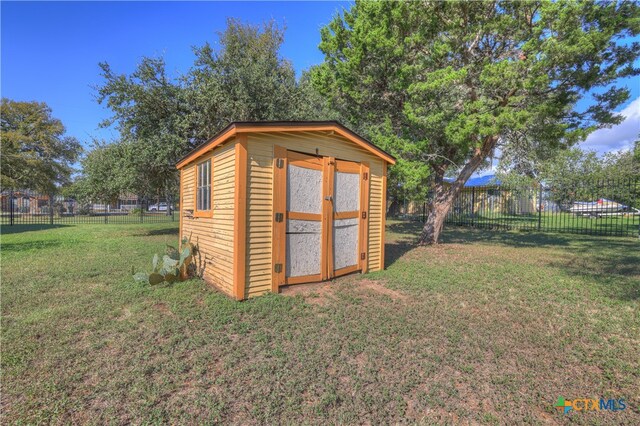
[{"x1": 272, "y1": 147, "x2": 370, "y2": 289}]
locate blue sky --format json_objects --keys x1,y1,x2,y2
[
  {"x1": 1, "y1": 1, "x2": 349, "y2": 144},
  {"x1": 2, "y1": 1, "x2": 638, "y2": 157}
]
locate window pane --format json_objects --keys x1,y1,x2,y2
[
  {"x1": 196, "y1": 160, "x2": 212, "y2": 211},
  {"x1": 207, "y1": 160, "x2": 211, "y2": 210},
  {"x1": 205, "y1": 162, "x2": 209, "y2": 191},
  {"x1": 202, "y1": 186, "x2": 206, "y2": 211}
]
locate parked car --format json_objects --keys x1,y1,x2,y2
[{"x1": 148, "y1": 202, "x2": 172, "y2": 212}]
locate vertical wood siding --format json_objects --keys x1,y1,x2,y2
[
  {"x1": 181, "y1": 141, "x2": 236, "y2": 296},
  {"x1": 245, "y1": 132, "x2": 386, "y2": 298},
  {"x1": 367, "y1": 161, "x2": 384, "y2": 271}
]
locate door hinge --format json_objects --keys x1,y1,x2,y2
[
  {"x1": 274, "y1": 263, "x2": 283, "y2": 273},
  {"x1": 363, "y1": 172, "x2": 368, "y2": 180},
  {"x1": 360, "y1": 252, "x2": 366, "y2": 260},
  {"x1": 361, "y1": 211, "x2": 367, "y2": 219},
  {"x1": 276, "y1": 158, "x2": 284, "y2": 169},
  {"x1": 275, "y1": 212, "x2": 284, "y2": 222}
]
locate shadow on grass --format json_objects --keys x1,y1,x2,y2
[
  {"x1": 440, "y1": 225, "x2": 639, "y2": 253},
  {"x1": 389, "y1": 221, "x2": 638, "y2": 249},
  {"x1": 441, "y1": 226, "x2": 575, "y2": 247},
  {"x1": 384, "y1": 222, "x2": 421, "y2": 268},
  {"x1": 384, "y1": 241, "x2": 415, "y2": 269},
  {"x1": 0, "y1": 224, "x2": 72, "y2": 235},
  {"x1": 2, "y1": 240, "x2": 64, "y2": 252},
  {"x1": 592, "y1": 276, "x2": 640, "y2": 302},
  {"x1": 385, "y1": 220, "x2": 640, "y2": 300},
  {"x1": 386, "y1": 221, "x2": 425, "y2": 237},
  {"x1": 548, "y1": 250, "x2": 640, "y2": 301},
  {"x1": 133, "y1": 227, "x2": 179, "y2": 237}
]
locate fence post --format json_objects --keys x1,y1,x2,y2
[
  {"x1": 140, "y1": 199, "x2": 144, "y2": 223},
  {"x1": 537, "y1": 183, "x2": 543, "y2": 231},
  {"x1": 9, "y1": 189, "x2": 14, "y2": 226},
  {"x1": 104, "y1": 201, "x2": 108, "y2": 224},
  {"x1": 633, "y1": 177, "x2": 639, "y2": 239},
  {"x1": 471, "y1": 187, "x2": 475, "y2": 227},
  {"x1": 49, "y1": 192, "x2": 54, "y2": 225},
  {"x1": 168, "y1": 194, "x2": 174, "y2": 222}
]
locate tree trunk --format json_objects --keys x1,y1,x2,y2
[
  {"x1": 420, "y1": 182, "x2": 456, "y2": 244},
  {"x1": 387, "y1": 198, "x2": 401, "y2": 217},
  {"x1": 419, "y1": 135, "x2": 499, "y2": 244}
]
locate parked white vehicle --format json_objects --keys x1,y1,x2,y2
[
  {"x1": 569, "y1": 198, "x2": 638, "y2": 217},
  {"x1": 148, "y1": 202, "x2": 172, "y2": 212}
]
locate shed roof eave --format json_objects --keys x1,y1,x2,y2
[{"x1": 175, "y1": 121, "x2": 396, "y2": 169}]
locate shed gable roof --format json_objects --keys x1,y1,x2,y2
[{"x1": 176, "y1": 121, "x2": 396, "y2": 169}]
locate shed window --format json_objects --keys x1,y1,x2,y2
[{"x1": 196, "y1": 159, "x2": 211, "y2": 213}]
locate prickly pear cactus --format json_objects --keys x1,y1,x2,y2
[{"x1": 132, "y1": 234, "x2": 198, "y2": 285}]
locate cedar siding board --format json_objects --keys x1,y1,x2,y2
[
  {"x1": 245, "y1": 132, "x2": 385, "y2": 297},
  {"x1": 180, "y1": 139, "x2": 237, "y2": 296},
  {"x1": 177, "y1": 123, "x2": 393, "y2": 300}
]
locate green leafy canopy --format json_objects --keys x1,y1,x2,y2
[
  {"x1": 311, "y1": 0, "x2": 640, "y2": 242},
  {"x1": 312, "y1": 0, "x2": 639, "y2": 183},
  {"x1": 82, "y1": 19, "x2": 335, "y2": 202},
  {"x1": 1, "y1": 99, "x2": 81, "y2": 192}
]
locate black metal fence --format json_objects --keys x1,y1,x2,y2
[
  {"x1": 0, "y1": 190, "x2": 177, "y2": 225},
  {"x1": 391, "y1": 177, "x2": 640, "y2": 238}
]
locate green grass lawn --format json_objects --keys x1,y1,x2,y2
[
  {"x1": 2, "y1": 221, "x2": 639, "y2": 424},
  {"x1": 445, "y1": 211, "x2": 640, "y2": 237}
]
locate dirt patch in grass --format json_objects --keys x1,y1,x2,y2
[
  {"x1": 153, "y1": 302, "x2": 175, "y2": 316},
  {"x1": 280, "y1": 281, "x2": 336, "y2": 305},
  {"x1": 116, "y1": 307, "x2": 132, "y2": 321},
  {"x1": 281, "y1": 277, "x2": 408, "y2": 304},
  {"x1": 357, "y1": 279, "x2": 408, "y2": 301}
]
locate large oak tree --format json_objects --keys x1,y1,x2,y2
[
  {"x1": 1, "y1": 99, "x2": 81, "y2": 193},
  {"x1": 311, "y1": 0, "x2": 640, "y2": 243}
]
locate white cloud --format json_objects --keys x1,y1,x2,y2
[{"x1": 580, "y1": 96, "x2": 640, "y2": 155}]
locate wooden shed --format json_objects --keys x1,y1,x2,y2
[{"x1": 176, "y1": 121, "x2": 395, "y2": 300}]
